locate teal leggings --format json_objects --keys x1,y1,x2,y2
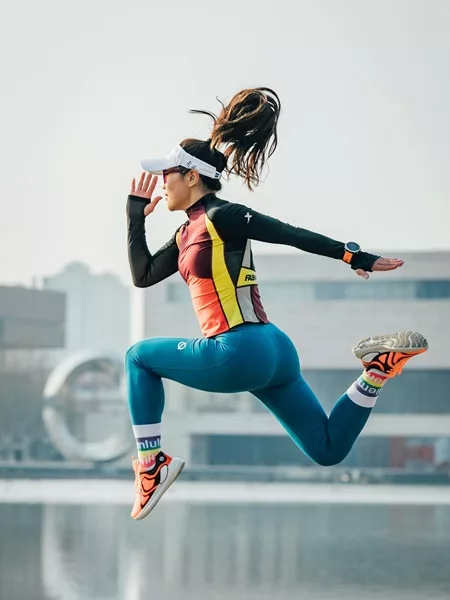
[{"x1": 125, "y1": 322, "x2": 371, "y2": 466}]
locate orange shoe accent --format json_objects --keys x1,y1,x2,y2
[
  {"x1": 131, "y1": 452, "x2": 172, "y2": 520},
  {"x1": 361, "y1": 349, "x2": 426, "y2": 378}
]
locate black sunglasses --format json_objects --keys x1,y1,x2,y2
[{"x1": 162, "y1": 167, "x2": 190, "y2": 183}]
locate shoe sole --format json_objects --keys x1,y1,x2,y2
[
  {"x1": 135, "y1": 458, "x2": 185, "y2": 521},
  {"x1": 352, "y1": 331, "x2": 428, "y2": 359}
]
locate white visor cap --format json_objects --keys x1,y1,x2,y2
[{"x1": 141, "y1": 144, "x2": 221, "y2": 180}]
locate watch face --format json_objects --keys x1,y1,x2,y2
[{"x1": 346, "y1": 242, "x2": 360, "y2": 253}]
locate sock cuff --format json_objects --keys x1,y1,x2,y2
[
  {"x1": 133, "y1": 423, "x2": 162, "y2": 438},
  {"x1": 346, "y1": 385, "x2": 378, "y2": 408},
  {"x1": 362, "y1": 369, "x2": 388, "y2": 387},
  {"x1": 346, "y1": 370, "x2": 386, "y2": 409}
]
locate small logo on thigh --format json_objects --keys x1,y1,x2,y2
[{"x1": 177, "y1": 342, "x2": 187, "y2": 351}]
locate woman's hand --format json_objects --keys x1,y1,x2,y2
[
  {"x1": 355, "y1": 257, "x2": 404, "y2": 280},
  {"x1": 131, "y1": 172, "x2": 163, "y2": 217}
]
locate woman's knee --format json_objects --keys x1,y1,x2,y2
[
  {"x1": 309, "y1": 449, "x2": 349, "y2": 467},
  {"x1": 125, "y1": 340, "x2": 152, "y2": 369}
]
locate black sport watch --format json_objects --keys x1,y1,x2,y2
[{"x1": 343, "y1": 242, "x2": 361, "y2": 264}]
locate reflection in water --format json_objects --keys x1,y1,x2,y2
[{"x1": 1, "y1": 498, "x2": 450, "y2": 600}]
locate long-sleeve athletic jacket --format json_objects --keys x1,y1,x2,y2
[{"x1": 127, "y1": 193, "x2": 379, "y2": 338}]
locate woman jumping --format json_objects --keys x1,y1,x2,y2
[{"x1": 125, "y1": 87, "x2": 428, "y2": 521}]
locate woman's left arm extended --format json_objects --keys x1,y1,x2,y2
[{"x1": 210, "y1": 202, "x2": 403, "y2": 279}]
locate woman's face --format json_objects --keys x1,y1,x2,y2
[{"x1": 162, "y1": 168, "x2": 191, "y2": 211}]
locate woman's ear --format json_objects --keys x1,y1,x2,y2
[{"x1": 186, "y1": 169, "x2": 201, "y2": 188}]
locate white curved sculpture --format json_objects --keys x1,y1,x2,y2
[{"x1": 42, "y1": 351, "x2": 132, "y2": 462}]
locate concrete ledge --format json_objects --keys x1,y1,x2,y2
[
  {"x1": 1, "y1": 479, "x2": 450, "y2": 506},
  {"x1": 174, "y1": 413, "x2": 450, "y2": 437}
]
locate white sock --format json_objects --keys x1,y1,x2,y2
[
  {"x1": 346, "y1": 369, "x2": 389, "y2": 408},
  {"x1": 132, "y1": 423, "x2": 162, "y2": 469}
]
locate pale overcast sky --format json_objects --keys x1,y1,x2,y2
[{"x1": 1, "y1": 0, "x2": 449, "y2": 287}]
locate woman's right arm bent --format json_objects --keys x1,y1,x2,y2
[{"x1": 126, "y1": 174, "x2": 180, "y2": 288}]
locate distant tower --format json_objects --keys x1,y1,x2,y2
[{"x1": 44, "y1": 262, "x2": 131, "y2": 356}]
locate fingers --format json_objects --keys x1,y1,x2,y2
[
  {"x1": 372, "y1": 257, "x2": 404, "y2": 271},
  {"x1": 143, "y1": 172, "x2": 153, "y2": 190},
  {"x1": 130, "y1": 172, "x2": 160, "y2": 199},
  {"x1": 142, "y1": 172, "x2": 159, "y2": 194},
  {"x1": 377, "y1": 258, "x2": 404, "y2": 267},
  {"x1": 355, "y1": 257, "x2": 404, "y2": 281},
  {"x1": 150, "y1": 195, "x2": 163, "y2": 210},
  {"x1": 355, "y1": 269, "x2": 370, "y2": 280},
  {"x1": 147, "y1": 174, "x2": 158, "y2": 197},
  {"x1": 137, "y1": 172, "x2": 146, "y2": 191},
  {"x1": 143, "y1": 196, "x2": 163, "y2": 217}
]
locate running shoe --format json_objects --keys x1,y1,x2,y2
[
  {"x1": 352, "y1": 331, "x2": 428, "y2": 378},
  {"x1": 131, "y1": 451, "x2": 185, "y2": 520}
]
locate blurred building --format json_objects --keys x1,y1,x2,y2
[
  {"x1": 142, "y1": 250, "x2": 450, "y2": 470},
  {"x1": 0, "y1": 285, "x2": 65, "y2": 350},
  {"x1": 44, "y1": 262, "x2": 131, "y2": 357},
  {"x1": 0, "y1": 285, "x2": 66, "y2": 462},
  {"x1": 1, "y1": 270, "x2": 132, "y2": 464}
]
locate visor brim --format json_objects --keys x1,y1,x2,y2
[{"x1": 140, "y1": 157, "x2": 176, "y2": 175}]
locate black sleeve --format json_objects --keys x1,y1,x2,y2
[
  {"x1": 127, "y1": 195, "x2": 180, "y2": 288},
  {"x1": 209, "y1": 202, "x2": 379, "y2": 272}
]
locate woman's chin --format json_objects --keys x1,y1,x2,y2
[{"x1": 167, "y1": 200, "x2": 181, "y2": 212}]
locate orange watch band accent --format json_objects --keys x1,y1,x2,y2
[{"x1": 343, "y1": 250, "x2": 353, "y2": 264}]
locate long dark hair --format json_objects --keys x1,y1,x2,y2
[{"x1": 182, "y1": 87, "x2": 281, "y2": 191}]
